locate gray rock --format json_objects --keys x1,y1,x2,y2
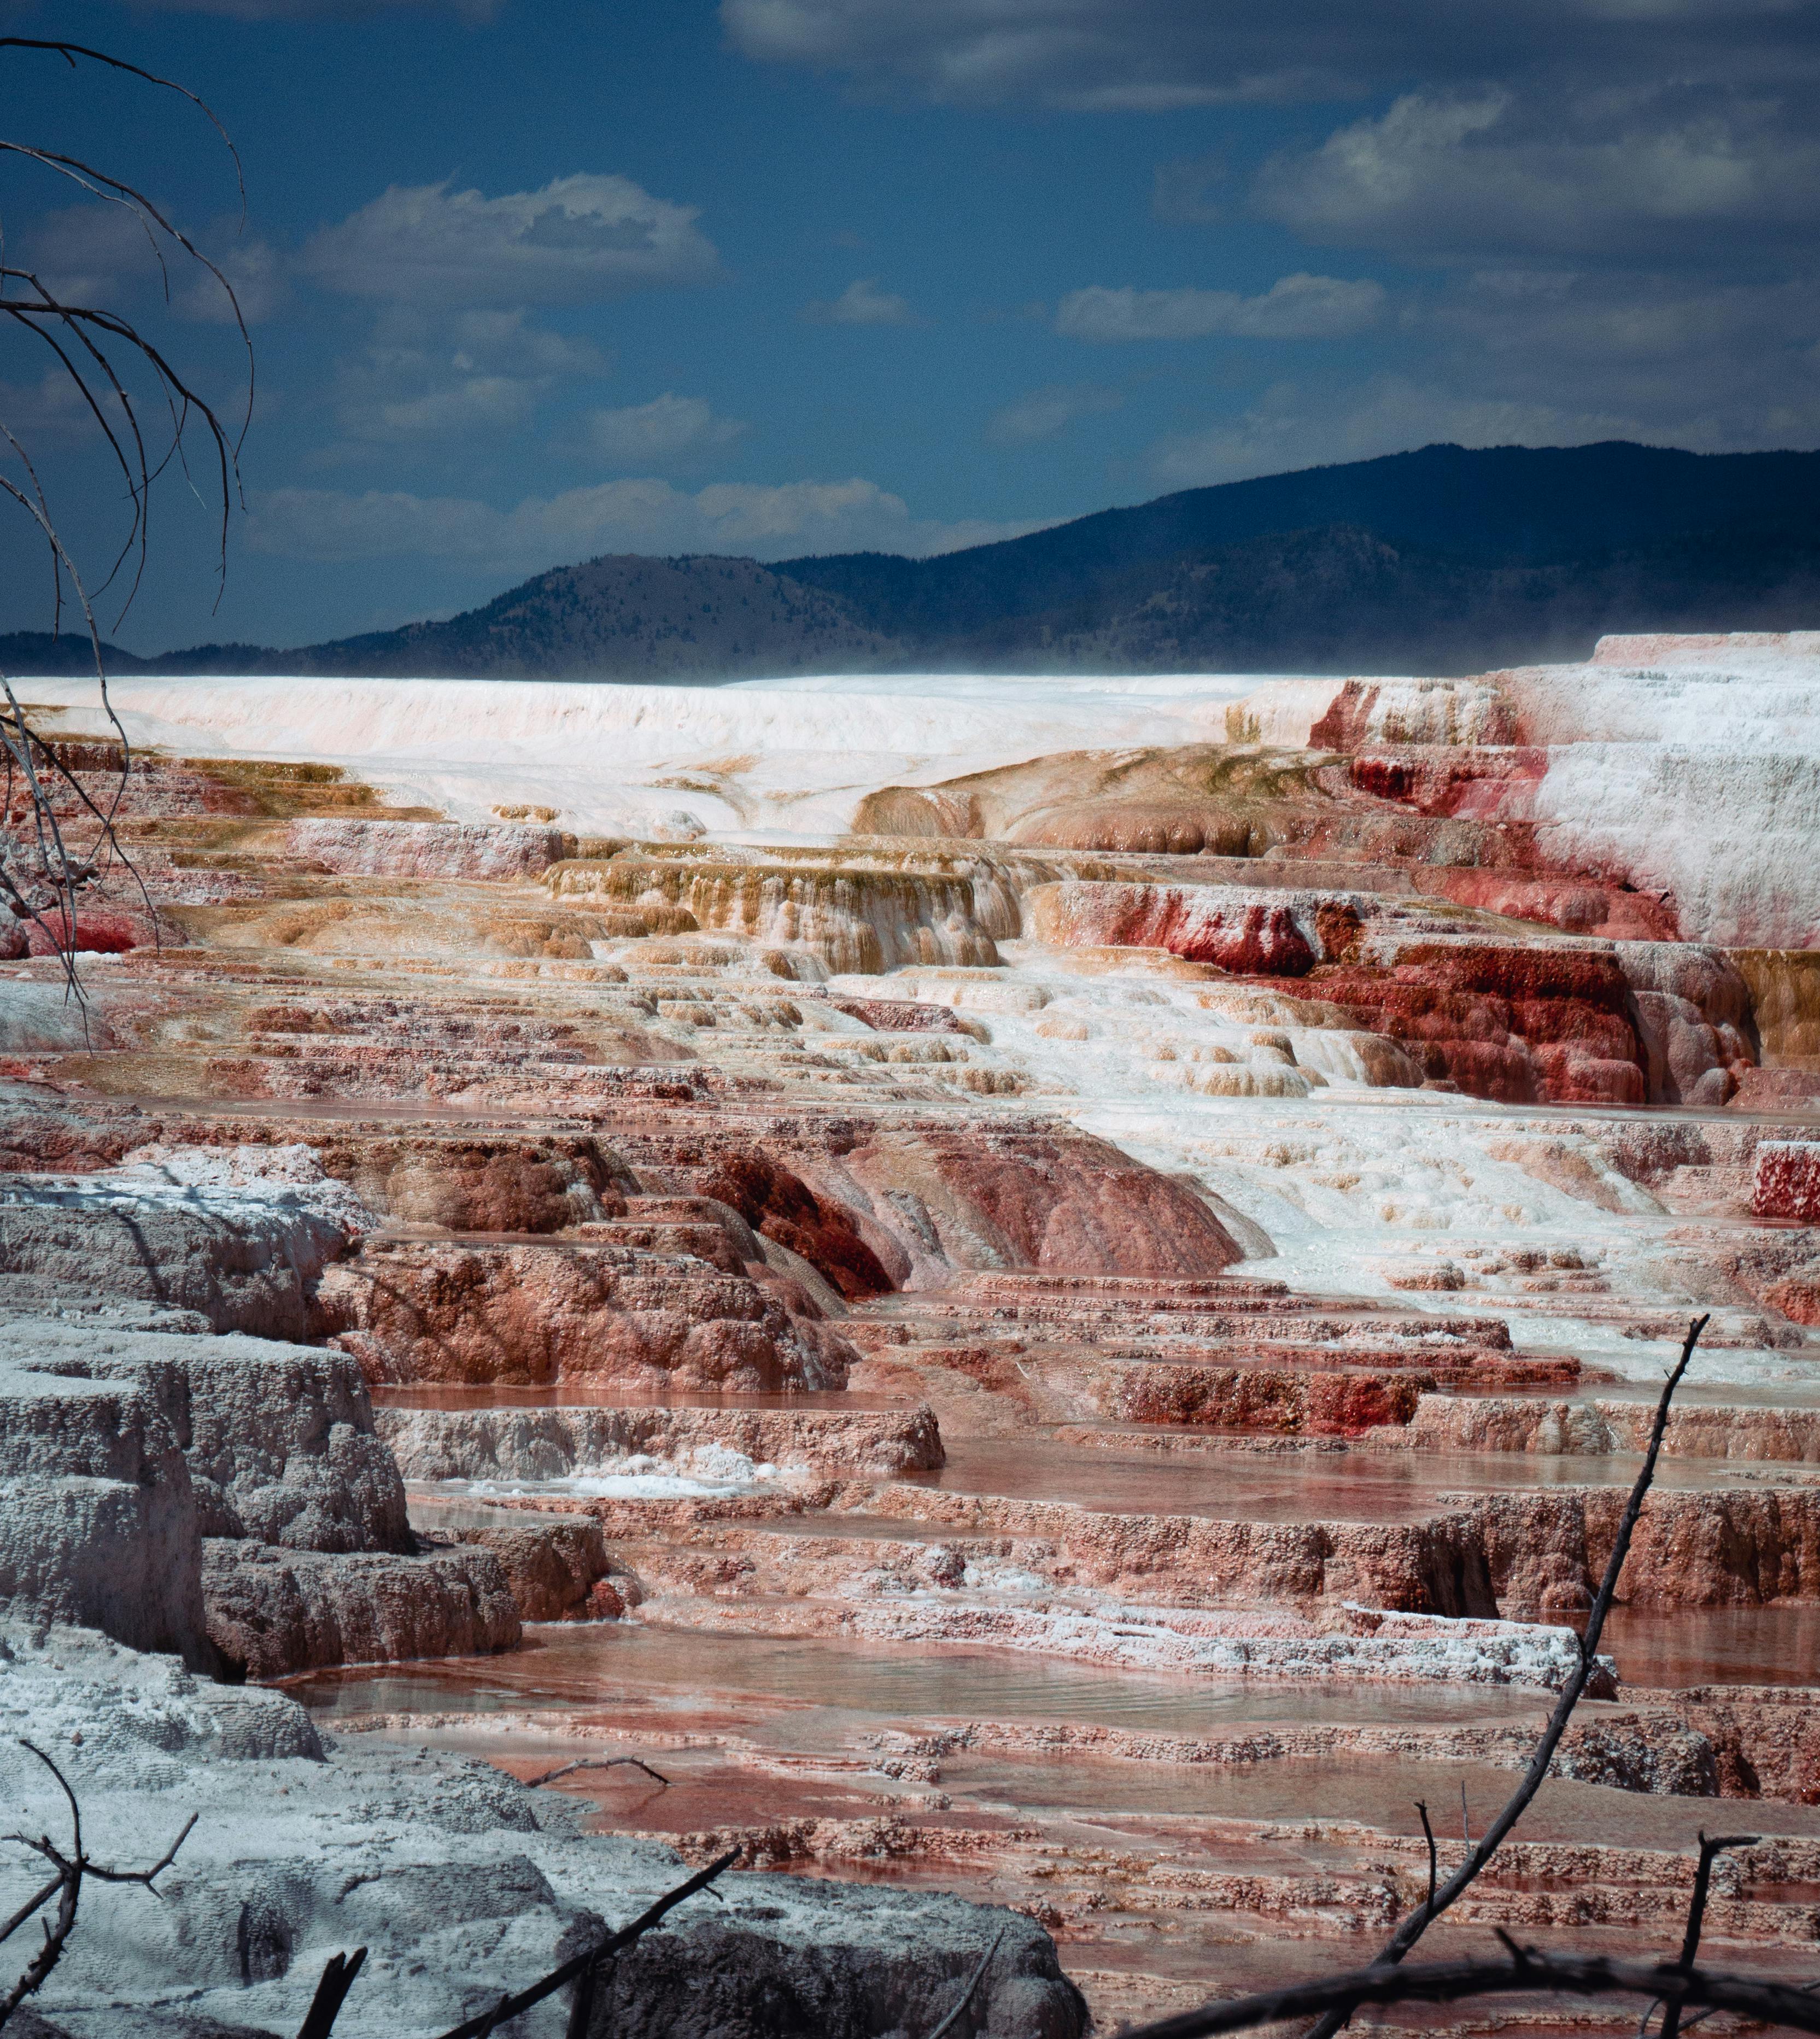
[
  {"x1": 202, "y1": 1540, "x2": 521, "y2": 1680},
  {"x1": 0, "y1": 1627, "x2": 1081, "y2": 2039},
  {"x1": 0, "y1": 1145, "x2": 368, "y2": 1339}
]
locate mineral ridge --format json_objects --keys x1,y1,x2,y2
[{"x1": 4, "y1": 634, "x2": 1820, "y2": 2034}]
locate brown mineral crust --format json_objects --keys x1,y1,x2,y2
[
  {"x1": 1420, "y1": 867, "x2": 1678, "y2": 940},
  {"x1": 1733, "y1": 1066, "x2": 1820, "y2": 1110},
  {"x1": 283, "y1": 817, "x2": 576, "y2": 880},
  {"x1": 804, "y1": 1484, "x2": 1494, "y2": 1613},
  {"x1": 376, "y1": 1401, "x2": 945, "y2": 1478},
  {"x1": 1461, "y1": 1485, "x2": 1820, "y2": 1614},
  {"x1": 1244, "y1": 940, "x2": 1652, "y2": 1104},
  {"x1": 824, "y1": 994, "x2": 973, "y2": 1034},
  {"x1": 200, "y1": 1536, "x2": 522, "y2": 1679},
  {"x1": 691, "y1": 1147, "x2": 896, "y2": 1298},
  {"x1": 1104, "y1": 1364, "x2": 1437, "y2": 1437},
  {"x1": 313, "y1": 1238, "x2": 856, "y2": 1391},
  {"x1": 832, "y1": 1124, "x2": 1245, "y2": 1278},
  {"x1": 1028, "y1": 883, "x2": 1324, "y2": 975},
  {"x1": 446, "y1": 1519, "x2": 622, "y2": 1621},
  {"x1": 1345, "y1": 744, "x2": 1545, "y2": 817},
  {"x1": 1310, "y1": 682, "x2": 1520, "y2": 753},
  {"x1": 305, "y1": 1132, "x2": 636, "y2": 1232},
  {"x1": 1667, "y1": 1687, "x2": 1820, "y2": 1802},
  {"x1": 1763, "y1": 1268, "x2": 1820, "y2": 1325},
  {"x1": 1386, "y1": 1393, "x2": 1820, "y2": 1462}
]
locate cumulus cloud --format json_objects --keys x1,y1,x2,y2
[
  {"x1": 803, "y1": 277, "x2": 920, "y2": 325},
  {"x1": 301, "y1": 175, "x2": 719, "y2": 306},
  {"x1": 23, "y1": 204, "x2": 284, "y2": 325},
  {"x1": 586, "y1": 394, "x2": 750, "y2": 467},
  {"x1": 1056, "y1": 274, "x2": 1385, "y2": 341},
  {"x1": 1258, "y1": 90, "x2": 1820, "y2": 260},
  {"x1": 247, "y1": 477, "x2": 1047, "y2": 567},
  {"x1": 329, "y1": 307, "x2": 608, "y2": 443},
  {"x1": 721, "y1": 0, "x2": 1818, "y2": 108},
  {"x1": 986, "y1": 383, "x2": 1123, "y2": 444}
]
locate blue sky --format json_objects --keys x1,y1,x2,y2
[{"x1": 3, "y1": 0, "x2": 1817, "y2": 651}]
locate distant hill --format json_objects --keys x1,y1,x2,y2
[{"x1": 5, "y1": 441, "x2": 1817, "y2": 682}]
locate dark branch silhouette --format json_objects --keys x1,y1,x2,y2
[
  {"x1": 1117, "y1": 1943, "x2": 1820, "y2": 2039},
  {"x1": 0, "y1": 1739, "x2": 195, "y2": 2029},
  {"x1": 524, "y1": 1756, "x2": 671, "y2": 1789},
  {"x1": 0, "y1": 37, "x2": 249, "y2": 1007},
  {"x1": 927, "y1": 1926, "x2": 1005, "y2": 2039},
  {"x1": 1297, "y1": 1314, "x2": 1708, "y2": 2039}
]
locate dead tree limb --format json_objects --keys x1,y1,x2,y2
[
  {"x1": 0, "y1": 1739, "x2": 195, "y2": 2030},
  {"x1": 525, "y1": 1756, "x2": 670, "y2": 1789},
  {"x1": 927, "y1": 1927, "x2": 1004, "y2": 2039},
  {"x1": 1413, "y1": 1802, "x2": 1436, "y2": 1910},
  {"x1": 1295, "y1": 1313, "x2": 1709, "y2": 2039},
  {"x1": 1120, "y1": 1943, "x2": 1820, "y2": 2039},
  {"x1": 1636, "y1": 1831, "x2": 1760, "y2": 2039},
  {"x1": 431, "y1": 1845, "x2": 742, "y2": 2039},
  {"x1": 0, "y1": 36, "x2": 249, "y2": 1007},
  {"x1": 294, "y1": 1947, "x2": 367, "y2": 2039}
]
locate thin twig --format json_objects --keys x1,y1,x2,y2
[
  {"x1": 431, "y1": 1847, "x2": 742, "y2": 2039},
  {"x1": 927, "y1": 1927, "x2": 1004, "y2": 2039},
  {"x1": 1653, "y1": 1832, "x2": 1760, "y2": 2039},
  {"x1": 1297, "y1": 1315, "x2": 1708, "y2": 2039},
  {"x1": 525, "y1": 1757, "x2": 670, "y2": 1789},
  {"x1": 1413, "y1": 1803, "x2": 1436, "y2": 1911}
]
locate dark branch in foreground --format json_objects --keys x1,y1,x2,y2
[
  {"x1": 0, "y1": 1740, "x2": 195, "y2": 2029},
  {"x1": 525, "y1": 1756, "x2": 670, "y2": 1789},
  {"x1": 927, "y1": 1927, "x2": 1005, "y2": 2039},
  {"x1": 429, "y1": 1846, "x2": 742, "y2": 2039},
  {"x1": 1120, "y1": 1944, "x2": 1820, "y2": 2039},
  {"x1": 1647, "y1": 1831, "x2": 1761, "y2": 2039},
  {"x1": 1297, "y1": 1313, "x2": 1709, "y2": 2039}
]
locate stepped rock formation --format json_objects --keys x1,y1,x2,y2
[{"x1": 5, "y1": 629, "x2": 1820, "y2": 2032}]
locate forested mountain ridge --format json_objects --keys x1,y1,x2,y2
[{"x1": 7, "y1": 441, "x2": 1816, "y2": 681}]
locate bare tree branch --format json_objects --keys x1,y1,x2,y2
[
  {"x1": 294, "y1": 1948, "x2": 368, "y2": 2039},
  {"x1": 1413, "y1": 1802, "x2": 1436, "y2": 1912},
  {"x1": 525, "y1": 1757, "x2": 670, "y2": 1789},
  {"x1": 1120, "y1": 1943, "x2": 1820, "y2": 2039},
  {"x1": 0, "y1": 32, "x2": 250, "y2": 1012},
  {"x1": 1296, "y1": 1315, "x2": 1709, "y2": 2039},
  {"x1": 927, "y1": 1927, "x2": 1004, "y2": 2039},
  {"x1": 431, "y1": 1845, "x2": 742, "y2": 2039},
  {"x1": 0, "y1": 1739, "x2": 195, "y2": 2030}
]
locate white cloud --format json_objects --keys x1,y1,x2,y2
[
  {"x1": 328, "y1": 308, "x2": 609, "y2": 443},
  {"x1": 300, "y1": 174, "x2": 719, "y2": 307},
  {"x1": 1257, "y1": 90, "x2": 1820, "y2": 259},
  {"x1": 586, "y1": 394, "x2": 749, "y2": 467},
  {"x1": 22, "y1": 204, "x2": 284, "y2": 325},
  {"x1": 247, "y1": 477, "x2": 1049, "y2": 567},
  {"x1": 986, "y1": 383, "x2": 1122, "y2": 444},
  {"x1": 721, "y1": 0, "x2": 1819, "y2": 108},
  {"x1": 1056, "y1": 274, "x2": 1385, "y2": 342},
  {"x1": 804, "y1": 277, "x2": 920, "y2": 325}
]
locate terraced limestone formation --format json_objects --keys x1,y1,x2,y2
[{"x1": 5, "y1": 631, "x2": 1820, "y2": 2034}]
